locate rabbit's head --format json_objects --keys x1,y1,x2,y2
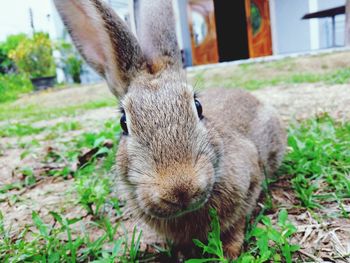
[
  {"x1": 54, "y1": 0, "x2": 221, "y2": 219},
  {"x1": 118, "y1": 81, "x2": 220, "y2": 219}
]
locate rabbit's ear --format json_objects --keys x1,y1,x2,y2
[
  {"x1": 54, "y1": 0, "x2": 146, "y2": 97},
  {"x1": 136, "y1": 0, "x2": 182, "y2": 73}
]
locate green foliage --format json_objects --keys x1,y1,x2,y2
[
  {"x1": 56, "y1": 41, "x2": 83, "y2": 83},
  {"x1": 66, "y1": 55, "x2": 83, "y2": 83},
  {"x1": 75, "y1": 165, "x2": 111, "y2": 216},
  {"x1": 325, "y1": 68, "x2": 350, "y2": 84},
  {"x1": 188, "y1": 209, "x2": 299, "y2": 263},
  {"x1": 288, "y1": 68, "x2": 350, "y2": 85},
  {"x1": 53, "y1": 121, "x2": 82, "y2": 132},
  {"x1": 22, "y1": 167, "x2": 37, "y2": 186},
  {"x1": 0, "y1": 167, "x2": 36, "y2": 194},
  {"x1": 231, "y1": 68, "x2": 350, "y2": 91},
  {"x1": 190, "y1": 57, "x2": 350, "y2": 91},
  {"x1": 0, "y1": 122, "x2": 44, "y2": 137},
  {"x1": 187, "y1": 209, "x2": 228, "y2": 263},
  {"x1": 0, "y1": 182, "x2": 23, "y2": 194},
  {"x1": 1, "y1": 57, "x2": 348, "y2": 262},
  {"x1": 282, "y1": 115, "x2": 350, "y2": 211},
  {"x1": 9, "y1": 32, "x2": 56, "y2": 78},
  {"x1": 0, "y1": 119, "x2": 146, "y2": 262},
  {"x1": 0, "y1": 210, "x2": 128, "y2": 262},
  {"x1": 0, "y1": 197, "x2": 144, "y2": 262},
  {"x1": 0, "y1": 34, "x2": 28, "y2": 73},
  {"x1": 237, "y1": 209, "x2": 299, "y2": 263},
  {"x1": 0, "y1": 34, "x2": 35, "y2": 103},
  {"x1": 75, "y1": 121, "x2": 121, "y2": 149},
  {"x1": 73, "y1": 122, "x2": 121, "y2": 216},
  {"x1": 128, "y1": 227, "x2": 143, "y2": 262},
  {"x1": 44, "y1": 121, "x2": 83, "y2": 140},
  {"x1": 0, "y1": 73, "x2": 33, "y2": 103},
  {"x1": 0, "y1": 98, "x2": 116, "y2": 121}
]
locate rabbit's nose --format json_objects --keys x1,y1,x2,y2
[
  {"x1": 173, "y1": 188, "x2": 191, "y2": 208},
  {"x1": 161, "y1": 187, "x2": 198, "y2": 209}
]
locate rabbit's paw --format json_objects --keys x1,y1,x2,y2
[{"x1": 222, "y1": 225, "x2": 244, "y2": 259}]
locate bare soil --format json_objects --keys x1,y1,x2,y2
[{"x1": 254, "y1": 83, "x2": 350, "y2": 123}]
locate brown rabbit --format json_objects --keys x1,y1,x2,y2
[{"x1": 54, "y1": 0, "x2": 286, "y2": 258}]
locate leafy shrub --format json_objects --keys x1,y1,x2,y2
[
  {"x1": 66, "y1": 55, "x2": 83, "y2": 83},
  {"x1": 0, "y1": 34, "x2": 28, "y2": 74},
  {"x1": 0, "y1": 74, "x2": 33, "y2": 103},
  {"x1": 56, "y1": 41, "x2": 83, "y2": 83},
  {"x1": 9, "y1": 32, "x2": 56, "y2": 78}
]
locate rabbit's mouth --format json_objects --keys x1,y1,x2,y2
[
  {"x1": 171, "y1": 196, "x2": 209, "y2": 218},
  {"x1": 148, "y1": 193, "x2": 210, "y2": 220}
]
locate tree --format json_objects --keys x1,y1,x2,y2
[{"x1": 346, "y1": 0, "x2": 350, "y2": 46}]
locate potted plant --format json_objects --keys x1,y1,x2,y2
[
  {"x1": 65, "y1": 54, "x2": 83, "y2": 84},
  {"x1": 56, "y1": 41, "x2": 83, "y2": 84},
  {"x1": 9, "y1": 32, "x2": 56, "y2": 90}
]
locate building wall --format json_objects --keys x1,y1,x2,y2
[
  {"x1": 273, "y1": 0, "x2": 311, "y2": 54},
  {"x1": 50, "y1": 0, "x2": 129, "y2": 41},
  {"x1": 317, "y1": 0, "x2": 345, "y2": 48},
  {"x1": 50, "y1": 0, "x2": 129, "y2": 84},
  {"x1": 174, "y1": 0, "x2": 193, "y2": 66}
]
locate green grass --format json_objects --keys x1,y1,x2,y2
[
  {"x1": 237, "y1": 209, "x2": 299, "y2": 263},
  {"x1": 286, "y1": 68, "x2": 350, "y2": 85},
  {"x1": 189, "y1": 59, "x2": 350, "y2": 90},
  {"x1": 186, "y1": 115, "x2": 350, "y2": 262},
  {"x1": 0, "y1": 74, "x2": 33, "y2": 103},
  {"x1": 0, "y1": 111, "x2": 350, "y2": 263},
  {"x1": 193, "y1": 67, "x2": 350, "y2": 91},
  {"x1": 0, "y1": 115, "x2": 349, "y2": 261},
  {"x1": 0, "y1": 123, "x2": 44, "y2": 137},
  {"x1": 186, "y1": 209, "x2": 227, "y2": 263},
  {"x1": 183, "y1": 208, "x2": 299, "y2": 263},
  {"x1": 0, "y1": 121, "x2": 83, "y2": 139},
  {"x1": 0, "y1": 63, "x2": 350, "y2": 263},
  {"x1": 0, "y1": 210, "x2": 145, "y2": 262},
  {"x1": 282, "y1": 115, "x2": 350, "y2": 212},
  {"x1": 0, "y1": 99, "x2": 116, "y2": 122},
  {"x1": 1, "y1": 51, "x2": 350, "y2": 262},
  {"x1": 0, "y1": 121, "x2": 146, "y2": 262}
]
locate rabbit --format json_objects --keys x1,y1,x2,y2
[{"x1": 54, "y1": 0, "x2": 286, "y2": 258}]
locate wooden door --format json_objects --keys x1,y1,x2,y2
[
  {"x1": 188, "y1": 0, "x2": 219, "y2": 65},
  {"x1": 245, "y1": 0, "x2": 273, "y2": 58}
]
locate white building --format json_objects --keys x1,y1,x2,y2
[
  {"x1": 0, "y1": 0, "x2": 347, "y2": 69},
  {"x1": 0, "y1": 0, "x2": 56, "y2": 41},
  {"x1": 166, "y1": 0, "x2": 346, "y2": 66}
]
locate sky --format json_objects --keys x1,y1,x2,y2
[
  {"x1": 0, "y1": 0, "x2": 56, "y2": 41},
  {"x1": 0, "y1": 0, "x2": 130, "y2": 41}
]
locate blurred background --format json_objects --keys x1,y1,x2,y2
[{"x1": 0, "y1": 0, "x2": 349, "y2": 95}]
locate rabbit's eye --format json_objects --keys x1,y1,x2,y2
[
  {"x1": 120, "y1": 112, "x2": 128, "y2": 135},
  {"x1": 195, "y1": 99, "x2": 203, "y2": 120}
]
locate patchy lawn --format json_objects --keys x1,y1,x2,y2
[{"x1": 0, "y1": 51, "x2": 350, "y2": 262}]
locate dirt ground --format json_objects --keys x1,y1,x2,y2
[{"x1": 1, "y1": 82, "x2": 350, "y2": 261}]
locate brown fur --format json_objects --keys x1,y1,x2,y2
[
  {"x1": 54, "y1": 0, "x2": 286, "y2": 259},
  {"x1": 136, "y1": 0, "x2": 182, "y2": 71}
]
